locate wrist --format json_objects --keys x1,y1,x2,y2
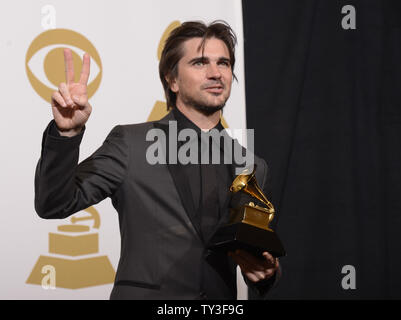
[{"x1": 57, "y1": 126, "x2": 83, "y2": 137}]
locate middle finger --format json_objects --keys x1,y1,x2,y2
[
  {"x1": 64, "y1": 48, "x2": 75, "y2": 85},
  {"x1": 231, "y1": 252, "x2": 268, "y2": 280},
  {"x1": 236, "y1": 250, "x2": 274, "y2": 269},
  {"x1": 59, "y1": 82, "x2": 73, "y2": 107}
]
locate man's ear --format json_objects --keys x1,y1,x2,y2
[{"x1": 166, "y1": 75, "x2": 178, "y2": 93}]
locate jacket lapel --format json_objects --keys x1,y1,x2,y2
[
  {"x1": 209, "y1": 134, "x2": 247, "y2": 241},
  {"x1": 153, "y1": 117, "x2": 204, "y2": 243},
  {"x1": 215, "y1": 134, "x2": 259, "y2": 228},
  {"x1": 152, "y1": 113, "x2": 255, "y2": 244}
]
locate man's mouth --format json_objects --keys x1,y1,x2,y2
[{"x1": 204, "y1": 85, "x2": 224, "y2": 94}]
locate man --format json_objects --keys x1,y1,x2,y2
[{"x1": 35, "y1": 21, "x2": 280, "y2": 299}]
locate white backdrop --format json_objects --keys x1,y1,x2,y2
[{"x1": 0, "y1": 0, "x2": 247, "y2": 299}]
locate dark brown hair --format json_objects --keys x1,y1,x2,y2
[{"x1": 159, "y1": 20, "x2": 237, "y2": 110}]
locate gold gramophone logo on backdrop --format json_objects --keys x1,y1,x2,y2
[
  {"x1": 25, "y1": 29, "x2": 102, "y2": 103},
  {"x1": 147, "y1": 20, "x2": 180, "y2": 122},
  {"x1": 26, "y1": 206, "x2": 115, "y2": 289}
]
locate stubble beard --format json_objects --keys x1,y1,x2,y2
[{"x1": 180, "y1": 91, "x2": 228, "y2": 116}]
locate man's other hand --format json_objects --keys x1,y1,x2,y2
[{"x1": 229, "y1": 250, "x2": 279, "y2": 283}]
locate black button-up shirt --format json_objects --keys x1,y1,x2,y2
[{"x1": 172, "y1": 107, "x2": 233, "y2": 241}]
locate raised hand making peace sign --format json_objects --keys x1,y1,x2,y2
[{"x1": 51, "y1": 48, "x2": 92, "y2": 137}]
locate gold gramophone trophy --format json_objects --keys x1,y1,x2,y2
[{"x1": 208, "y1": 166, "x2": 286, "y2": 258}]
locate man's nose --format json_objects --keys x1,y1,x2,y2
[{"x1": 206, "y1": 63, "x2": 222, "y2": 79}]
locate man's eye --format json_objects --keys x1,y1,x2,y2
[
  {"x1": 219, "y1": 61, "x2": 230, "y2": 66},
  {"x1": 194, "y1": 61, "x2": 204, "y2": 66}
]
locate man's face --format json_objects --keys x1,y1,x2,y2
[{"x1": 170, "y1": 37, "x2": 233, "y2": 114}]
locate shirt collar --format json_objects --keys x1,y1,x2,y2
[
  {"x1": 172, "y1": 107, "x2": 232, "y2": 157},
  {"x1": 172, "y1": 107, "x2": 224, "y2": 134}
]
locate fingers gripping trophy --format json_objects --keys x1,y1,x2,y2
[{"x1": 51, "y1": 49, "x2": 92, "y2": 137}]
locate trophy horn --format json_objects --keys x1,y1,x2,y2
[{"x1": 230, "y1": 165, "x2": 275, "y2": 214}]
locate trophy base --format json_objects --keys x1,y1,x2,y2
[{"x1": 207, "y1": 222, "x2": 286, "y2": 258}]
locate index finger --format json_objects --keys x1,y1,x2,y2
[
  {"x1": 79, "y1": 53, "x2": 91, "y2": 85},
  {"x1": 235, "y1": 250, "x2": 268, "y2": 266},
  {"x1": 262, "y1": 251, "x2": 276, "y2": 265},
  {"x1": 64, "y1": 48, "x2": 75, "y2": 84}
]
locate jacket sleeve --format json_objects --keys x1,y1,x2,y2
[{"x1": 34, "y1": 120, "x2": 129, "y2": 219}]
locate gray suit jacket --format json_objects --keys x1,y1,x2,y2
[{"x1": 35, "y1": 111, "x2": 277, "y2": 299}]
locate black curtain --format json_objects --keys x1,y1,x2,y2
[{"x1": 243, "y1": 0, "x2": 401, "y2": 299}]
